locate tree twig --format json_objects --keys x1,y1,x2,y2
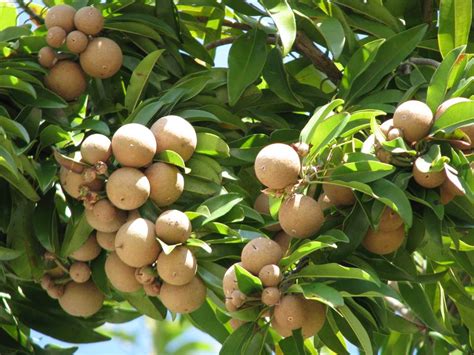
[
  {"x1": 16, "y1": 0, "x2": 44, "y2": 26},
  {"x1": 204, "y1": 36, "x2": 277, "y2": 51},
  {"x1": 408, "y1": 57, "x2": 440, "y2": 68},
  {"x1": 422, "y1": 0, "x2": 434, "y2": 26}
]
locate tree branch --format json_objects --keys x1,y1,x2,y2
[
  {"x1": 408, "y1": 57, "x2": 440, "y2": 67},
  {"x1": 422, "y1": 0, "x2": 434, "y2": 26},
  {"x1": 16, "y1": 0, "x2": 44, "y2": 26},
  {"x1": 205, "y1": 36, "x2": 277, "y2": 51}
]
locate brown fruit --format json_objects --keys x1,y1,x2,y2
[
  {"x1": 143, "y1": 282, "x2": 161, "y2": 297},
  {"x1": 254, "y1": 143, "x2": 301, "y2": 189},
  {"x1": 150, "y1": 115, "x2": 197, "y2": 161},
  {"x1": 74, "y1": 6, "x2": 104, "y2": 35},
  {"x1": 85, "y1": 199, "x2": 127, "y2": 233},
  {"x1": 393, "y1": 100, "x2": 433, "y2": 143},
  {"x1": 323, "y1": 181, "x2": 355, "y2": 207},
  {"x1": 80, "y1": 134, "x2": 112, "y2": 164},
  {"x1": 253, "y1": 193, "x2": 281, "y2": 232},
  {"x1": 45, "y1": 5, "x2": 76, "y2": 32},
  {"x1": 70, "y1": 234, "x2": 101, "y2": 261},
  {"x1": 223, "y1": 263, "x2": 241, "y2": 297},
  {"x1": 258, "y1": 264, "x2": 282, "y2": 287},
  {"x1": 301, "y1": 299, "x2": 326, "y2": 338},
  {"x1": 387, "y1": 127, "x2": 403, "y2": 140},
  {"x1": 362, "y1": 225, "x2": 405, "y2": 255},
  {"x1": 38, "y1": 47, "x2": 57, "y2": 68},
  {"x1": 241, "y1": 237, "x2": 282, "y2": 275},
  {"x1": 230, "y1": 290, "x2": 247, "y2": 308},
  {"x1": 59, "y1": 167, "x2": 103, "y2": 199},
  {"x1": 378, "y1": 207, "x2": 404, "y2": 232},
  {"x1": 59, "y1": 281, "x2": 104, "y2": 317},
  {"x1": 145, "y1": 163, "x2": 184, "y2": 206},
  {"x1": 156, "y1": 246, "x2": 197, "y2": 286},
  {"x1": 45, "y1": 60, "x2": 87, "y2": 101},
  {"x1": 96, "y1": 231, "x2": 116, "y2": 251},
  {"x1": 80, "y1": 37, "x2": 123, "y2": 79},
  {"x1": 159, "y1": 276, "x2": 207, "y2": 314},
  {"x1": 106, "y1": 167, "x2": 150, "y2": 210},
  {"x1": 225, "y1": 298, "x2": 238, "y2": 312},
  {"x1": 104, "y1": 252, "x2": 141, "y2": 293},
  {"x1": 412, "y1": 157, "x2": 446, "y2": 188},
  {"x1": 380, "y1": 119, "x2": 394, "y2": 137},
  {"x1": 274, "y1": 295, "x2": 305, "y2": 331},
  {"x1": 40, "y1": 275, "x2": 53, "y2": 290},
  {"x1": 273, "y1": 231, "x2": 292, "y2": 256},
  {"x1": 459, "y1": 124, "x2": 474, "y2": 149},
  {"x1": 435, "y1": 97, "x2": 470, "y2": 120},
  {"x1": 271, "y1": 317, "x2": 292, "y2": 338},
  {"x1": 115, "y1": 218, "x2": 161, "y2": 268},
  {"x1": 111, "y1": 123, "x2": 156, "y2": 168},
  {"x1": 69, "y1": 262, "x2": 91, "y2": 283},
  {"x1": 47, "y1": 285, "x2": 65, "y2": 299},
  {"x1": 262, "y1": 287, "x2": 280, "y2": 306},
  {"x1": 440, "y1": 183, "x2": 456, "y2": 205},
  {"x1": 135, "y1": 266, "x2": 155, "y2": 285},
  {"x1": 46, "y1": 26, "x2": 66, "y2": 48},
  {"x1": 317, "y1": 192, "x2": 334, "y2": 211},
  {"x1": 278, "y1": 194, "x2": 324, "y2": 239},
  {"x1": 66, "y1": 30, "x2": 88, "y2": 54},
  {"x1": 155, "y1": 210, "x2": 192, "y2": 244}
]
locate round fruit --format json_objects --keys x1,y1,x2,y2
[
  {"x1": 156, "y1": 246, "x2": 197, "y2": 286},
  {"x1": 323, "y1": 182, "x2": 355, "y2": 207},
  {"x1": 81, "y1": 134, "x2": 112, "y2": 164},
  {"x1": 362, "y1": 225, "x2": 405, "y2": 255},
  {"x1": 241, "y1": 237, "x2": 282, "y2": 275},
  {"x1": 254, "y1": 143, "x2": 301, "y2": 189},
  {"x1": 145, "y1": 163, "x2": 184, "y2": 206},
  {"x1": 159, "y1": 276, "x2": 206, "y2": 314},
  {"x1": 225, "y1": 298, "x2": 238, "y2": 312},
  {"x1": 47, "y1": 285, "x2": 64, "y2": 299},
  {"x1": 380, "y1": 119, "x2": 394, "y2": 137},
  {"x1": 135, "y1": 266, "x2": 155, "y2": 285},
  {"x1": 262, "y1": 287, "x2": 281, "y2": 306},
  {"x1": 69, "y1": 262, "x2": 91, "y2": 283},
  {"x1": 115, "y1": 218, "x2": 161, "y2": 268},
  {"x1": 74, "y1": 6, "x2": 104, "y2": 35},
  {"x1": 111, "y1": 123, "x2": 156, "y2": 168},
  {"x1": 46, "y1": 26, "x2": 66, "y2": 48},
  {"x1": 70, "y1": 234, "x2": 101, "y2": 261},
  {"x1": 96, "y1": 231, "x2": 115, "y2": 251},
  {"x1": 80, "y1": 37, "x2": 123, "y2": 79},
  {"x1": 150, "y1": 115, "x2": 197, "y2": 161},
  {"x1": 223, "y1": 263, "x2": 241, "y2": 297},
  {"x1": 59, "y1": 167, "x2": 103, "y2": 199},
  {"x1": 278, "y1": 194, "x2": 324, "y2": 239},
  {"x1": 273, "y1": 231, "x2": 292, "y2": 256},
  {"x1": 412, "y1": 157, "x2": 446, "y2": 188},
  {"x1": 104, "y1": 252, "x2": 141, "y2": 292},
  {"x1": 155, "y1": 210, "x2": 192, "y2": 244},
  {"x1": 106, "y1": 167, "x2": 150, "y2": 210},
  {"x1": 38, "y1": 47, "x2": 57, "y2": 68},
  {"x1": 317, "y1": 192, "x2": 334, "y2": 211},
  {"x1": 271, "y1": 317, "x2": 292, "y2": 338},
  {"x1": 435, "y1": 97, "x2": 470, "y2": 120},
  {"x1": 253, "y1": 193, "x2": 281, "y2": 232},
  {"x1": 393, "y1": 100, "x2": 433, "y2": 143},
  {"x1": 59, "y1": 281, "x2": 104, "y2": 317},
  {"x1": 387, "y1": 127, "x2": 403, "y2": 140},
  {"x1": 85, "y1": 199, "x2": 127, "y2": 233},
  {"x1": 301, "y1": 300, "x2": 326, "y2": 338},
  {"x1": 378, "y1": 207, "x2": 404, "y2": 232},
  {"x1": 143, "y1": 282, "x2": 161, "y2": 297},
  {"x1": 258, "y1": 264, "x2": 282, "y2": 287},
  {"x1": 45, "y1": 60, "x2": 87, "y2": 101},
  {"x1": 66, "y1": 30, "x2": 88, "y2": 54},
  {"x1": 40, "y1": 275, "x2": 53, "y2": 290},
  {"x1": 230, "y1": 290, "x2": 246, "y2": 308},
  {"x1": 274, "y1": 295, "x2": 305, "y2": 331},
  {"x1": 45, "y1": 5, "x2": 76, "y2": 32}
]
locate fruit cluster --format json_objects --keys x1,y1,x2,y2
[{"x1": 38, "y1": 4, "x2": 123, "y2": 101}]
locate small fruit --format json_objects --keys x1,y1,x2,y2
[
  {"x1": 241, "y1": 237, "x2": 282, "y2": 275},
  {"x1": 111, "y1": 123, "x2": 156, "y2": 168},
  {"x1": 155, "y1": 210, "x2": 192, "y2": 244},
  {"x1": 273, "y1": 231, "x2": 292, "y2": 256},
  {"x1": 66, "y1": 30, "x2": 88, "y2": 54},
  {"x1": 45, "y1": 5, "x2": 76, "y2": 32},
  {"x1": 278, "y1": 194, "x2": 324, "y2": 239},
  {"x1": 85, "y1": 199, "x2": 127, "y2": 233},
  {"x1": 159, "y1": 276, "x2": 207, "y2": 314},
  {"x1": 96, "y1": 231, "x2": 115, "y2": 251},
  {"x1": 254, "y1": 143, "x2": 301, "y2": 189},
  {"x1": 301, "y1": 299, "x2": 326, "y2": 338},
  {"x1": 106, "y1": 167, "x2": 150, "y2": 210},
  {"x1": 317, "y1": 193, "x2": 334, "y2": 211},
  {"x1": 293, "y1": 142, "x2": 309, "y2": 157},
  {"x1": 393, "y1": 100, "x2": 433, "y2": 143},
  {"x1": 47, "y1": 285, "x2": 65, "y2": 299},
  {"x1": 115, "y1": 218, "x2": 161, "y2": 268},
  {"x1": 262, "y1": 287, "x2": 280, "y2": 306},
  {"x1": 45, "y1": 60, "x2": 87, "y2": 101},
  {"x1": 40, "y1": 275, "x2": 53, "y2": 290},
  {"x1": 38, "y1": 47, "x2": 57, "y2": 68},
  {"x1": 143, "y1": 282, "x2": 161, "y2": 297},
  {"x1": 80, "y1": 134, "x2": 112, "y2": 164},
  {"x1": 223, "y1": 263, "x2": 241, "y2": 297},
  {"x1": 412, "y1": 157, "x2": 446, "y2": 188},
  {"x1": 378, "y1": 207, "x2": 404, "y2": 232},
  {"x1": 150, "y1": 115, "x2": 197, "y2": 161},
  {"x1": 80, "y1": 37, "x2": 123, "y2": 79},
  {"x1": 70, "y1": 234, "x2": 101, "y2": 261},
  {"x1": 253, "y1": 193, "x2": 281, "y2": 232},
  {"x1": 225, "y1": 298, "x2": 238, "y2": 312},
  {"x1": 156, "y1": 246, "x2": 197, "y2": 286},
  {"x1": 387, "y1": 127, "x2": 403, "y2": 140},
  {"x1": 362, "y1": 225, "x2": 405, "y2": 255},
  {"x1": 258, "y1": 264, "x2": 282, "y2": 287},
  {"x1": 69, "y1": 262, "x2": 91, "y2": 283},
  {"x1": 46, "y1": 26, "x2": 66, "y2": 48},
  {"x1": 323, "y1": 182, "x2": 355, "y2": 207},
  {"x1": 59, "y1": 167, "x2": 103, "y2": 199},
  {"x1": 145, "y1": 163, "x2": 184, "y2": 206},
  {"x1": 104, "y1": 252, "x2": 141, "y2": 293},
  {"x1": 59, "y1": 281, "x2": 104, "y2": 317},
  {"x1": 274, "y1": 295, "x2": 305, "y2": 331},
  {"x1": 74, "y1": 6, "x2": 104, "y2": 35},
  {"x1": 135, "y1": 266, "x2": 155, "y2": 285},
  {"x1": 380, "y1": 119, "x2": 394, "y2": 137},
  {"x1": 230, "y1": 290, "x2": 246, "y2": 308},
  {"x1": 435, "y1": 97, "x2": 470, "y2": 120}
]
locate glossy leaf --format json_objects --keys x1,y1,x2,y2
[
  {"x1": 260, "y1": 0, "x2": 296, "y2": 56},
  {"x1": 438, "y1": 0, "x2": 472, "y2": 57}
]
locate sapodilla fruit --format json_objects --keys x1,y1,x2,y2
[
  {"x1": 273, "y1": 231, "x2": 292, "y2": 256},
  {"x1": 70, "y1": 234, "x2": 101, "y2": 261},
  {"x1": 323, "y1": 182, "x2": 355, "y2": 207},
  {"x1": 59, "y1": 167, "x2": 103, "y2": 199},
  {"x1": 81, "y1": 134, "x2": 112, "y2": 164},
  {"x1": 274, "y1": 295, "x2": 305, "y2": 332},
  {"x1": 317, "y1": 192, "x2": 334, "y2": 211},
  {"x1": 45, "y1": 4, "x2": 76, "y2": 32},
  {"x1": 46, "y1": 26, "x2": 66, "y2": 48},
  {"x1": 159, "y1": 276, "x2": 207, "y2": 314},
  {"x1": 156, "y1": 246, "x2": 197, "y2": 286},
  {"x1": 230, "y1": 290, "x2": 246, "y2": 308},
  {"x1": 225, "y1": 298, "x2": 238, "y2": 312},
  {"x1": 143, "y1": 282, "x2": 161, "y2": 297},
  {"x1": 301, "y1": 299, "x2": 326, "y2": 338},
  {"x1": 378, "y1": 207, "x2": 403, "y2": 232},
  {"x1": 85, "y1": 199, "x2": 127, "y2": 233},
  {"x1": 262, "y1": 287, "x2": 280, "y2": 306},
  {"x1": 115, "y1": 218, "x2": 161, "y2": 268},
  {"x1": 80, "y1": 37, "x2": 123, "y2": 79},
  {"x1": 145, "y1": 162, "x2": 184, "y2": 206},
  {"x1": 362, "y1": 225, "x2": 405, "y2": 255},
  {"x1": 254, "y1": 143, "x2": 301, "y2": 189},
  {"x1": 393, "y1": 100, "x2": 433, "y2": 143},
  {"x1": 96, "y1": 231, "x2": 115, "y2": 251},
  {"x1": 66, "y1": 30, "x2": 88, "y2": 54},
  {"x1": 387, "y1": 127, "x2": 403, "y2": 140},
  {"x1": 412, "y1": 157, "x2": 446, "y2": 188},
  {"x1": 106, "y1": 167, "x2": 150, "y2": 210},
  {"x1": 278, "y1": 194, "x2": 324, "y2": 239},
  {"x1": 380, "y1": 119, "x2": 394, "y2": 137},
  {"x1": 150, "y1": 115, "x2": 197, "y2": 161},
  {"x1": 104, "y1": 252, "x2": 141, "y2": 292},
  {"x1": 38, "y1": 47, "x2": 57, "y2": 68},
  {"x1": 435, "y1": 97, "x2": 470, "y2": 120},
  {"x1": 155, "y1": 210, "x2": 192, "y2": 244},
  {"x1": 47, "y1": 285, "x2": 64, "y2": 299},
  {"x1": 241, "y1": 237, "x2": 282, "y2": 275},
  {"x1": 59, "y1": 280, "x2": 104, "y2": 317},
  {"x1": 69, "y1": 262, "x2": 91, "y2": 283},
  {"x1": 253, "y1": 193, "x2": 281, "y2": 232},
  {"x1": 45, "y1": 60, "x2": 87, "y2": 101},
  {"x1": 111, "y1": 123, "x2": 156, "y2": 168},
  {"x1": 135, "y1": 266, "x2": 155, "y2": 285},
  {"x1": 74, "y1": 6, "x2": 104, "y2": 35},
  {"x1": 258, "y1": 264, "x2": 282, "y2": 287},
  {"x1": 223, "y1": 262, "x2": 241, "y2": 297}
]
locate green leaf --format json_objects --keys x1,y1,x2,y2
[
  {"x1": 120, "y1": 292, "x2": 166, "y2": 320},
  {"x1": 0, "y1": 246, "x2": 23, "y2": 261},
  {"x1": 195, "y1": 132, "x2": 230, "y2": 158},
  {"x1": 0, "y1": 75, "x2": 36, "y2": 98},
  {"x1": 157, "y1": 150, "x2": 188, "y2": 172},
  {"x1": 300, "y1": 99, "x2": 344, "y2": 143},
  {"x1": 292, "y1": 263, "x2": 380, "y2": 285},
  {"x1": 308, "y1": 112, "x2": 351, "y2": 155},
  {"x1": 104, "y1": 22, "x2": 162, "y2": 41},
  {"x1": 187, "y1": 300, "x2": 230, "y2": 344},
  {"x1": 438, "y1": 0, "x2": 472, "y2": 58},
  {"x1": 39, "y1": 125, "x2": 71, "y2": 148},
  {"x1": 0, "y1": 116, "x2": 29, "y2": 143},
  {"x1": 200, "y1": 193, "x2": 244, "y2": 224},
  {"x1": 219, "y1": 323, "x2": 254, "y2": 355},
  {"x1": 60, "y1": 212, "x2": 93, "y2": 257},
  {"x1": 289, "y1": 283, "x2": 344, "y2": 308},
  {"x1": 0, "y1": 145, "x2": 19, "y2": 178},
  {"x1": 338, "y1": 305, "x2": 373, "y2": 355},
  {"x1": 431, "y1": 100, "x2": 474, "y2": 133},
  {"x1": 280, "y1": 241, "x2": 336, "y2": 269},
  {"x1": 328, "y1": 161, "x2": 395, "y2": 183},
  {"x1": 0, "y1": 4, "x2": 16, "y2": 30},
  {"x1": 370, "y1": 179, "x2": 412, "y2": 227},
  {"x1": 227, "y1": 29, "x2": 267, "y2": 106},
  {"x1": 260, "y1": 0, "x2": 296, "y2": 56},
  {"x1": 33, "y1": 190, "x2": 58, "y2": 253},
  {"x1": 0, "y1": 164, "x2": 39, "y2": 202},
  {"x1": 279, "y1": 329, "x2": 305, "y2": 355},
  {"x1": 234, "y1": 264, "x2": 263, "y2": 295},
  {"x1": 315, "y1": 16, "x2": 345, "y2": 60},
  {"x1": 317, "y1": 313, "x2": 349, "y2": 354},
  {"x1": 72, "y1": 120, "x2": 110, "y2": 136}
]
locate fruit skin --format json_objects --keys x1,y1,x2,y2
[
  {"x1": 59, "y1": 281, "x2": 104, "y2": 317},
  {"x1": 74, "y1": 7, "x2": 104, "y2": 35},
  {"x1": 145, "y1": 163, "x2": 184, "y2": 206},
  {"x1": 253, "y1": 193, "x2": 281, "y2": 232},
  {"x1": 412, "y1": 158, "x2": 446, "y2": 188},
  {"x1": 274, "y1": 231, "x2": 292, "y2": 256},
  {"x1": 105, "y1": 252, "x2": 141, "y2": 293},
  {"x1": 47, "y1": 285, "x2": 64, "y2": 299},
  {"x1": 156, "y1": 246, "x2": 197, "y2": 286},
  {"x1": 66, "y1": 30, "x2": 88, "y2": 54},
  {"x1": 258, "y1": 264, "x2": 282, "y2": 287},
  {"x1": 435, "y1": 97, "x2": 470, "y2": 120},
  {"x1": 274, "y1": 295, "x2": 305, "y2": 331},
  {"x1": 230, "y1": 290, "x2": 247, "y2": 308},
  {"x1": 254, "y1": 143, "x2": 301, "y2": 189},
  {"x1": 115, "y1": 218, "x2": 161, "y2": 268},
  {"x1": 45, "y1": 60, "x2": 87, "y2": 101},
  {"x1": 85, "y1": 199, "x2": 127, "y2": 233},
  {"x1": 143, "y1": 282, "x2": 161, "y2": 297},
  {"x1": 106, "y1": 167, "x2": 150, "y2": 210},
  {"x1": 150, "y1": 115, "x2": 197, "y2": 161},
  {"x1": 59, "y1": 167, "x2": 103, "y2": 199},
  {"x1": 387, "y1": 127, "x2": 403, "y2": 140},
  {"x1": 241, "y1": 237, "x2": 282, "y2": 275},
  {"x1": 393, "y1": 100, "x2": 433, "y2": 143},
  {"x1": 81, "y1": 134, "x2": 112, "y2": 164},
  {"x1": 46, "y1": 26, "x2": 66, "y2": 48},
  {"x1": 135, "y1": 266, "x2": 155, "y2": 285},
  {"x1": 380, "y1": 119, "x2": 394, "y2": 137},
  {"x1": 69, "y1": 262, "x2": 91, "y2": 283},
  {"x1": 45, "y1": 5, "x2": 76, "y2": 32},
  {"x1": 155, "y1": 210, "x2": 192, "y2": 244},
  {"x1": 223, "y1": 263, "x2": 241, "y2": 297},
  {"x1": 323, "y1": 183, "x2": 355, "y2": 207},
  {"x1": 111, "y1": 123, "x2": 156, "y2": 168},
  {"x1": 159, "y1": 276, "x2": 207, "y2": 314},
  {"x1": 278, "y1": 194, "x2": 324, "y2": 239},
  {"x1": 80, "y1": 37, "x2": 123, "y2": 79},
  {"x1": 225, "y1": 298, "x2": 238, "y2": 312},
  {"x1": 362, "y1": 225, "x2": 405, "y2": 255},
  {"x1": 40, "y1": 275, "x2": 54, "y2": 290},
  {"x1": 38, "y1": 47, "x2": 57, "y2": 68},
  {"x1": 262, "y1": 287, "x2": 280, "y2": 306},
  {"x1": 96, "y1": 231, "x2": 115, "y2": 251},
  {"x1": 70, "y1": 234, "x2": 101, "y2": 261},
  {"x1": 378, "y1": 207, "x2": 404, "y2": 232},
  {"x1": 300, "y1": 299, "x2": 326, "y2": 338}
]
